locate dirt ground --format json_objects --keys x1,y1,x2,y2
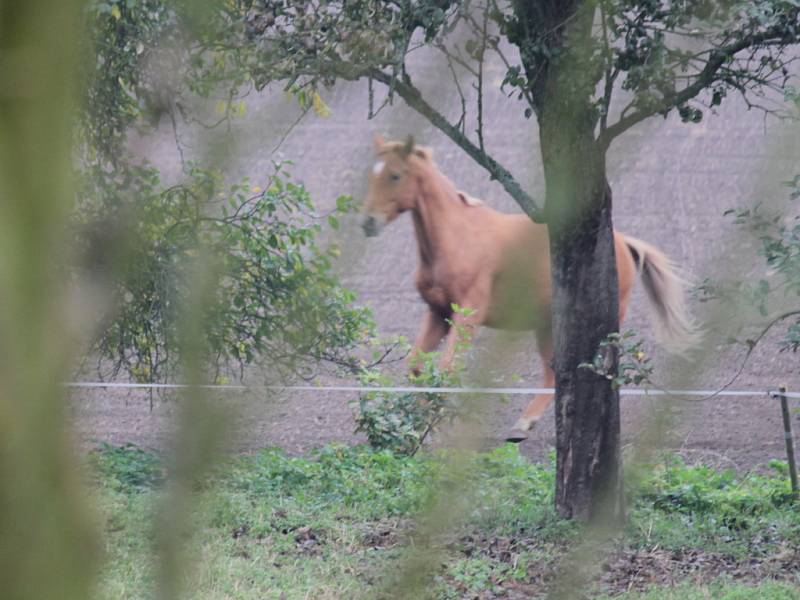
[
  {"x1": 69, "y1": 374, "x2": 795, "y2": 471},
  {"x1": 73, "y1": 41, "x2": 800, "y2": 471}
]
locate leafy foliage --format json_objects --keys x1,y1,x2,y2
[
  {"x1": 501, "y1": 1, "x2": 800, "y2": 129},
  {"x1": 78, "y1": 1, "x2": 374, "y2": 383},
  {"x1": 214, "y1": 1, "x2": 800, "y2": 141},
  {"x1": 82, "y1": 0, "x2": 178, "y2": 163},
  {"x1": 77, "y1": 160, "x2": 372, "y2": 382},
  {"x1": 601, "y1": 1, "x2": 799, "y2": 121},
  {"x1": 580, "y1": 330, "x2": 654, "y2": 389},
  {"x1": 94, "y1": 441, "x2": 556, "y2": 524},
  {"x1": 637, "y1": 458, "x2": 796, "y2": 518},
  {"x1": 629, "y1": 457, "x2": 799, "y2": 558},
  {"x1": 91, "y1": 442, "x2": 164, "y2": 493},
  {"x1": 209, "y1": 0, "x2": 450, "y2": 89},
  {"x1": 224, "y1": 445, "x2": 437, "y2": 518},
  {"x1": 124, "y1": 0, "x2": 793, "y2": 244},
  {"x1": 353, "y1": 305, "x2": 476, "y2": 456}
]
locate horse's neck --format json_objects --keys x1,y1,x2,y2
[{"x1": 411, "y1": 166, "x2": 462, "y2": 266}]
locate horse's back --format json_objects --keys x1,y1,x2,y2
[
  {"x1": 482, "y1": 216, "x2": 637, "y2": 331},
  {"x1": 481, "y1": 214, "x2": 552, "y2": 330}
]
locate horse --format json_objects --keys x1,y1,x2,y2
[{"x1": 361, "y1": 135, "x2": 695, "y2": 442}]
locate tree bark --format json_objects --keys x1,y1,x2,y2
[
  {"x1": 552, "y1": 188, "x2": 622, "y2": 523},
  {"x1": 514, "y1": 0, "x2": 625, "y2": 523},
  {"x1": 540, "y1": 113, "x2": 624, "y2": 522}
]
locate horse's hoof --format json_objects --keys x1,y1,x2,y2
[{"x1": 505, "y1": 428, "x2": 528, "y2": 444}]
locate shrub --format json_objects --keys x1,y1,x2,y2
[
  {"x1": 77, "y1": 161, "x2": 373, "y2": 383},
  {"x1": 353, "y1": 305, "x2": 475, "y2": 455}
]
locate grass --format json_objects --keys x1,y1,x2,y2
[
  {"x1": 89, "y1": 443, "x2": 800, "y2": 599},
  {"x1": 627, "y1": 457, "x2": 800, "y2": 558},
  {"x1": 599, "y1": 580, "x2": 800, "y2": 599}
]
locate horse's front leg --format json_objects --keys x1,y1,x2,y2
[
  {"x1": 409, "y1": 309, "x2": 450, "y2": 374},
  {"x1": 440, "y1": 319, "x2": 473, "y2": 371},
  {"x1": 440, "y1": 292, "x2": 486, "y2": 371}
]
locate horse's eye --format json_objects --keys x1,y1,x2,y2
[{"x1": 389, "y1": 172, "x2": 402, "y2": 182}]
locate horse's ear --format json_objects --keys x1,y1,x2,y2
[
  {"x1": 373, "y1": 133, "x2": 385, "y2": 152},
  {"x1": 414, "y1": 146, "x2": 432, "y2": 160},
  {"x1": 400, "y1": 135, "x2": 415, "y2": 158}
]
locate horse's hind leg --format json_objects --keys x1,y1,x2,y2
[{"x1": 506, "y1": 331, "x2": 555, "y2": 443}]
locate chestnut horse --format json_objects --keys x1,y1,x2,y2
[{"x1": 361, "y1": 135, "x2": 695, "y2": 442}]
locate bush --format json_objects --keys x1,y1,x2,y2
[
  {"x1": 353, "y1": 305, "x2": 475, "y2": 455},
  {"x1": 79, "y1": 1, "x2": 374, "y2": 384},
  {"x1": 77, "y1": 160, "x2": 373, "y2": 383}
]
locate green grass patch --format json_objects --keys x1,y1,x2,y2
[
  {"x1": 90, "y1": 442, "x2": 164, "y2": 493},
  {"x1": 91, "y1": 443, "x2": 800, "y2": 599},
  {"x1": 628, "y1": 457, "x2": 799, "y2": 558}
]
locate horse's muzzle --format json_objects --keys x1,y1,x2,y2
[{"x1": 361, "y1": 216, "x2": 380, "y2": 237}]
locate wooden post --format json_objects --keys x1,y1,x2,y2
[{"x1": 777, "y1": 385, "x2": 799, "y2": 499}]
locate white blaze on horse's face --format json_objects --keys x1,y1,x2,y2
[{"x1": 362, "y1": 143, "x2": 419, "y2": 237}]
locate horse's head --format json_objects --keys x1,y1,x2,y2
[{"x1": 361, "y1": 134, "x2": 428, "y2": 237}]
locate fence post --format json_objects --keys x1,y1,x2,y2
[{"x1": 777, "y1": 385, "x2": 799, "y2": 499}]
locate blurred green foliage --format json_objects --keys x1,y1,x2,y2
[
  {"x1": 629, "y1": 457, "x2": 799, "y2": 558},
  {"x1": 91, "y1": 442, "x2": 165, "y2": 492},
  {"x1": 639, "y1": 458, "x2": 795, "y2": 516},
  {"x1": 82, "y1": 0, "x2": 175, "y2": 162},
  {"x1": 0, "y1": 3, "x2": 98, "y2": 600}
]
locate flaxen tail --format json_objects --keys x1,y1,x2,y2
[{"x1": 624, "y1": 235, "x2": 700, "y2": 353}]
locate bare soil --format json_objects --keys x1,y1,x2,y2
[{"x1": 69, "y1": 378, "x2": 794, "y2": 472}]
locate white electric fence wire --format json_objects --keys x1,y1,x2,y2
[{"x1": 64, "y1": 381, "x2": 800, "y2": 399}]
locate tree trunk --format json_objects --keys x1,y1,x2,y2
[
  {"x1": 549, "y1": 181, "x2": 624, "y2": 523},
  {"x1": 540, "y1": 115, "x2": 624, "y2": 524},
  {"x1": 512, "y1": 0, "x2": 625, "y2": 524}
]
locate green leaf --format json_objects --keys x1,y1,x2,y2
[{"x1": 336, "y1": 195, "x2": 352, "y2": 213}]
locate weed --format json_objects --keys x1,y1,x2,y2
[
  {"x1": 436, "y1": 557, "x2": 511, "y2": 598},
  {"x1": 223, "y1": 445, "x2": 436, "y2": 518},
  {"x1": 90, "y1": 442, "x2": 164, "y2": 493}
]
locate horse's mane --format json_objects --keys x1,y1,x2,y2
[{"x1": 457, "y1": 191, "x2": 483, "y2": 206}]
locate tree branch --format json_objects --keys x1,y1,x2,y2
[
  {"x1": 598, "y1": 24, "x2": 797, "y2": 150},
  {"x1": 688, "y1": 309, "x2": 800, "y2": 403}
]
